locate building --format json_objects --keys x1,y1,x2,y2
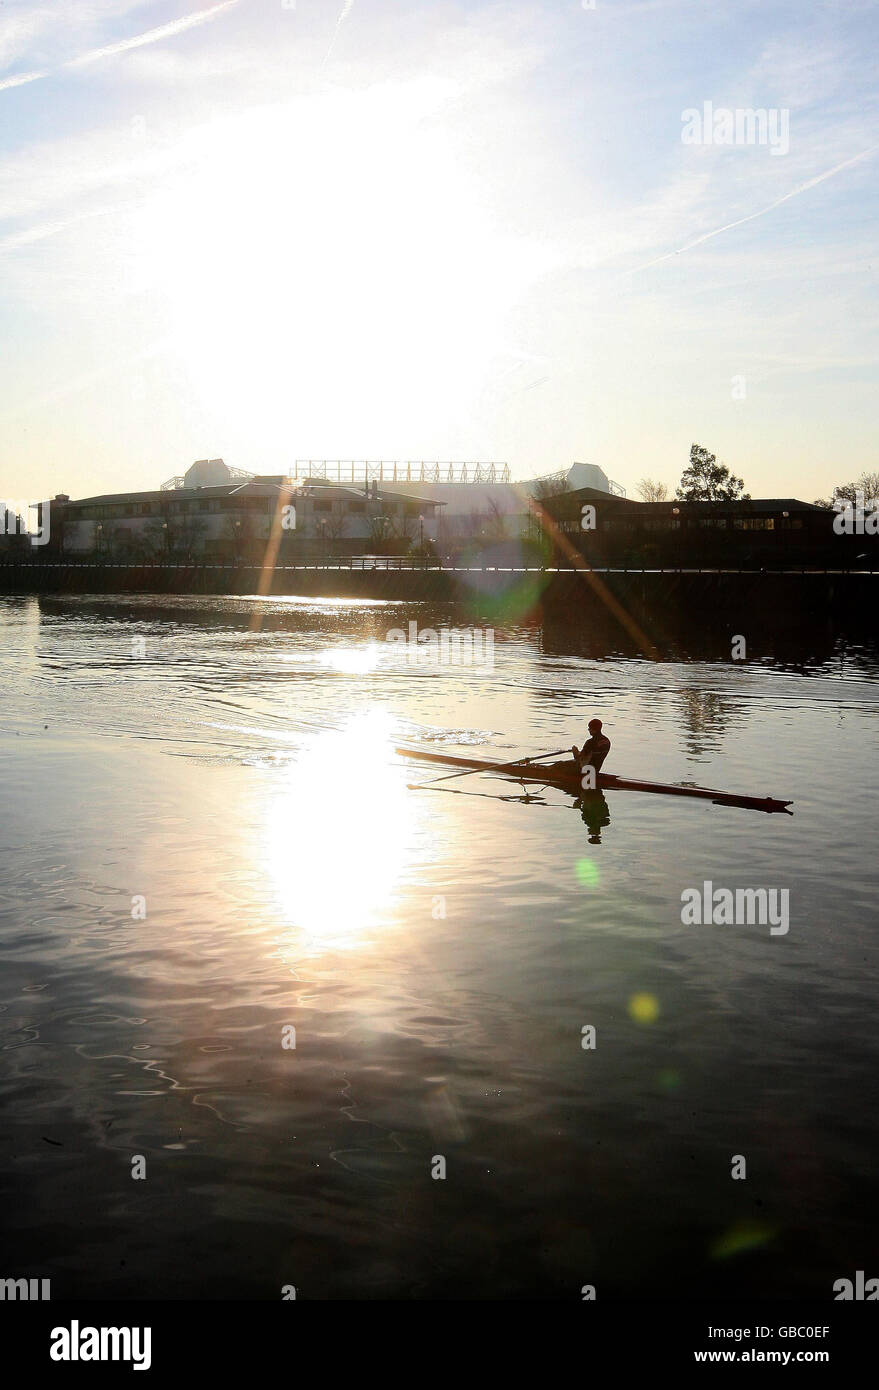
[
  {"x1": 47, "y1": 458, "x2": 619, "y2": 560},
  {"x1": 290, "y1": 460, "x2": 623, "y2": 548},
  {"x1": 292, "y1": 478, "x2": 443, "y2": 553},
  {"x1": 53, "y1": 459, "x2": 443, "y2": 561},
  {"x1": 540, "y1": 489, "x2": 851, "y2": 567},
  {"x1": 59, "y1": 474, "x2": 293, "y2": 562}
]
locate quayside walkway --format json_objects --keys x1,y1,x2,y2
[{"x1": 3, "y1": 560, "x2": 877, "y2": 576}]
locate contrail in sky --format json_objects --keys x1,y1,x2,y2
[
  {"x1": 323, "y1": 0, "x2": 356, "y2": 69},
  {"x1": 625, "y1": 139, "x2": 879, "y2": 277},
  {"x1": 0, "y1": 1, "x2": 239, "y2": 91},
  {"x1": 0, "y1": 69, "x2": 48, "y2": 92}
]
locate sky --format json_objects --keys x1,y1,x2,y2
[{"x1": 0, "y1": 0, "x2": 877, "y2": 503}]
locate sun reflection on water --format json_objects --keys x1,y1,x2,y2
[{"x1": 263, "y1": 710, "x2": 413, "y2": 953}]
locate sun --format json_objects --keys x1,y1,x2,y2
[{"x1": 133, "y1": 85, "x2": 547, "y2": 451}]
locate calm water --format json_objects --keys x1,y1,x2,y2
[{"x1": 1, "y1": 591, "x2": 878, "y2": 1300}]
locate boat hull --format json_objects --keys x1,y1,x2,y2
[{"x1": 396, "y1": 747, "x2": 792, "y2": 814}]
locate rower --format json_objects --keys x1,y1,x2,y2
[{"x1": 572, "y1": 719, "x2": 611, "y2": 786}]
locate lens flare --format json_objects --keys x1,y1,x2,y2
[
  {"x1": 575, "y1": 857, "x2": 600, "y2": 887},
  {"x1": 628, "y1": 992, "x2": 660, "y2": 1024}
]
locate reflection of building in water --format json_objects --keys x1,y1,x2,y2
[
  {"x1": 539, "y1": 599, "x2": 856, "y2": 671},
  {"x1": 675, "y1": 687, "x2": 747, "y2": 759}
]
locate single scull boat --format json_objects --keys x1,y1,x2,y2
[{"x1": 396, "y1": 747, "x2": 792, "y2": 814}]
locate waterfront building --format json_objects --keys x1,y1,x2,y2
[
  {"x1": 291, "y1": 460, "x2": 622, "y2": 544},
  {"x1": 53, "y1": 460, "x2": 444, "y2": 561},
  {"x1": 540, "y1": 489, "x2": 848, "y2": 567},
  {"x1": 45, "y1": 458, "x2": 618, "y2": 560}
]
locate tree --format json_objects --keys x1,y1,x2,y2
[
  {"x1": 368, "y1": 514, "x2": 393, "y2": 548},
  {"x1": 532, "y1": 471, "x2": 568, "y2": 500},
  {"x1": 223, "y1": 513, "x2": 254, "y2": 564},
  {"x1": 814, "y1": 471, "x2": 879, "y2": 509},
  {"x1": 144, "y1": 516, "x2": 170, "y2": 558},
  {"x1": 171, "y1": 514, "x2": 206, "y2": 562},
  {"x1": 637, "y1": 478, "x2": 668, "y2": 503},
  {"x1": 483, "y1": 498, "x2": 508, "y2": 540},
  {"x1": 0, "y1": 508, "x2": 30, "y2": 554},
  {"x1": 676, "y1": 444, "x2": 750, "y2": 502},
  {"x1": 390, "y1": 511, "x2": 417, "y2": 543},
  {"x1": 323, "y1": 506, "x2": 348, "y2": 542}
]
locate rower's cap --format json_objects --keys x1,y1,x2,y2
[{"x1": 588, "y1": 718, "x2": 603, "y2": 732}]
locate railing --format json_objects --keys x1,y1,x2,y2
[
  {"x1": 293, "y1": 460, "x2": 511, "y2": 485},
  {"x1": 348, "y1": 554, "x2": 441, "y2": 569},
  {"x1": 160, "y1": 466, "x2": 255, "y2": 491},
  {"x1": 3, "y1": 556, "x2": 876, "y2": 575}
]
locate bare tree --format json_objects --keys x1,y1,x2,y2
[
  {"x1": 171, "y1": 514, "x2": 206, "y2": 562},
  {"x1": 368, "y1": 514, "x2": 393, "y2": 547},
  {"x1": 531, "y1": 470, "x2": 568, "y2": 500},
  {"x1": 815, "y1": 471, "x2": 879, "y2": 508},
  {"x1": 323, "y1": 505, "x2": 348, "y2": 541},
  {"x1": 637, "y1": 478, "x2": 668, "y2": 503},
  {"x1": 483, "y1": 498, "x2": 508, "y2": 540},
  {"x1": 223, "y1": 513, "x2": 254, "y2": 563},
  {"x1": 390, "y1": 512, "x2": 417, "y2": 543}
]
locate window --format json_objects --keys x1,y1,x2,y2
[
  {"x1": 698, "y1": 518, "x2": 728, "y2": 528},
  {"x1": 732, "y1": 517, "x2": 774, "y2": 530},
  {"x1": 315, "y1": 500, "x2": 333, "y2": 513},
  {"x1": 348, "y1": 501, "x2": 366, "y2": 514}
]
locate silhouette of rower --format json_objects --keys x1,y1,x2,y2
[{"x1": 572, "y1": 719, "x2": 611, "y2": 787}]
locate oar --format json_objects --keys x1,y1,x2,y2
[
  {"x1": 409, "y1": 784, "x2": 568, "y2": 807},
  {"x1": 407, "y1": 747, "x2": 570, "y2": 790}
]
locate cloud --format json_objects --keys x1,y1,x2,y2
[
  {"x1": 0, "y1": 0, "x2": 239, "y2": 92},
  {"x1": 624, "y1": 139, "x2": 879, "y2": 277},
  {"x1": 0, "y1": 69, "x2": 48, "y2": 93},
  {"x1": 323, "y1": 0, "x2": 356, "y2": 69},
  {"x1": 65, "y1": 0, "x2": 240, "y2": 68}
]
